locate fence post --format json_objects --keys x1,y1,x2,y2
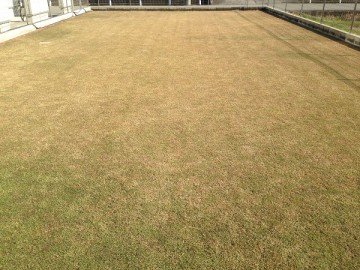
[
  {"x1": 350, "y1": 0, "x2": 358, "y2": 33},
  {"x1": 247, "y1": 0, "x2": 249, "y2": 8},
  {"x1": 300, "y1": 0, "x2": 304, "y2": 16},
  {"x1": 285, "y1": 0, "x2": 288, "y2": 12},
  {"x1": 273, "y1": 0, "x2": 275, "y2": 9},
  {"x1": 98, "y1": 0, "x2": 99, "y2": 6},
  {"x1": 320, "y1": 0, "x2": 326, "y2": 24}
]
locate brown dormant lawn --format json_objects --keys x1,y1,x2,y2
[{"x1": 0, "y1": 10, "x2": 359, "y2": 269}]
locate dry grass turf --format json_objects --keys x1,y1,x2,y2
[{"x1": 0, "y1": 10, "x2": 360, "y2": 269}]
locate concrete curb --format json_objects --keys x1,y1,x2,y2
[
  {"x1": 0, "y1": 7, "x2": 92, "y2": 44},
  {"x1": 263, "y1": 7, "x2": 360, "y2": 48},
  {"x1": 0, "y1": 24, "x2": 36, "y2": 43}
]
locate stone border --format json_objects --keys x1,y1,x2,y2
[
  {"x1": 264, "y1": 7, "x2": 360, "y2": 48},
  {"x1": 0, "y1": 7, "x2": 91, "y2": 44},
  {"x1": 0, "y1": 20, "x2": 11, "y2": 33}
]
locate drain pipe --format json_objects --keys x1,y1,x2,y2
[
  {"x1": 24, "y1": 0, "x2": 31, "y2": 25},
  {"x1": 47, "y1": 0, "x2": 52, "y2": 17}
]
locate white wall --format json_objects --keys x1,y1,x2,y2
[
  {"x1": 26, "y1": 0, "x2": 49, "y2": 15},
  {"x1": 0, "y1": 0, "x2": 13, "y2": 23},
  {"x1": 25, "y1": 0, "x2": 49, "y2": 23}
]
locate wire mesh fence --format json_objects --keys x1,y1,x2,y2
[{"x1": 270, "y1": 0, "x2": 359, "y2": 35}]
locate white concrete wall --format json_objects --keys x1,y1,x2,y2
[
  {"x1": 0, "y1": 0, "x2": 13, "y2": 22},
  {"x1": 27, "y1": 0, "x2": 49, "y2": 15},
  {"x1": 25, "y1": 0, "x2": 49, "y2": 23},
  {"x1": 0, "y1": 0, "x2": 13, "y2": 32}
]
